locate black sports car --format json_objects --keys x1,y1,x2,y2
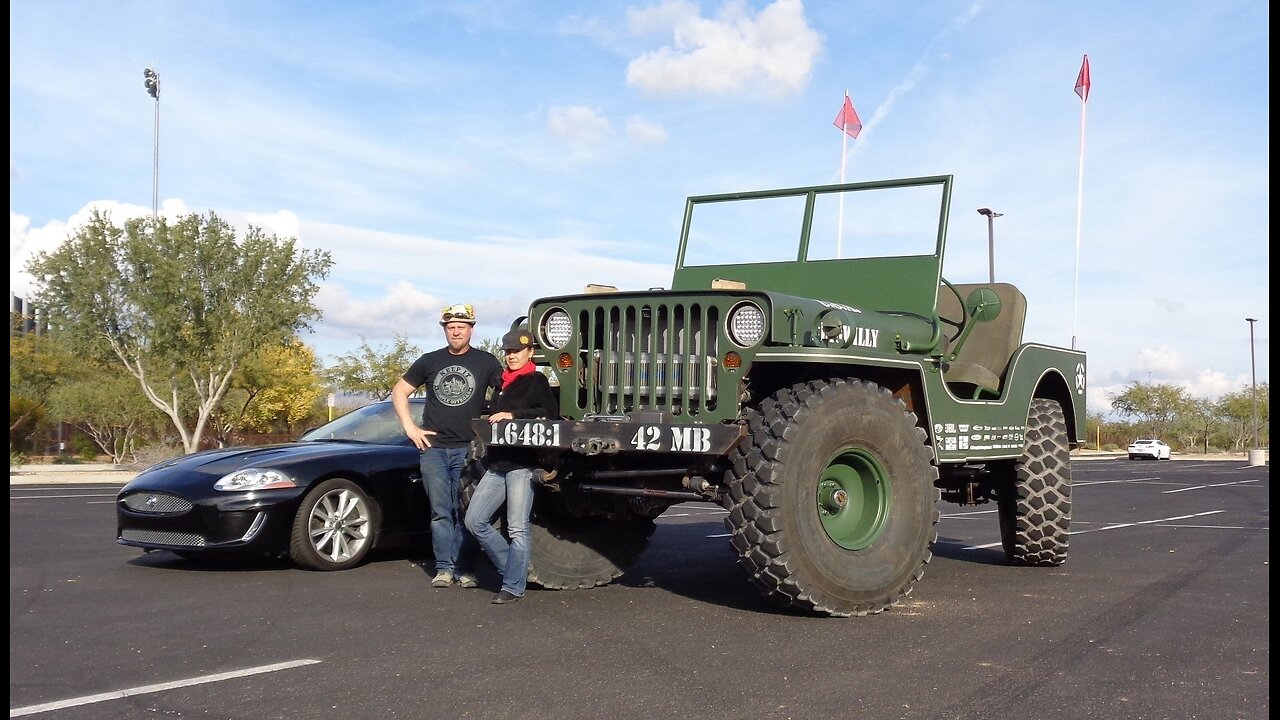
[{"x1": 117, "y1": 400, "x2": 430, "y2": 570}]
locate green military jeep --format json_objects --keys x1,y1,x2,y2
[{"x1": 472, "y1": 174, "x2": 1085, "y2": 617}]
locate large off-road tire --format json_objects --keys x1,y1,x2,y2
[
  {"x1": 997, "y1": 398, "x2": 1071, "y2": 566},
  {"x1": 526, "y1": 508, "x2": 655, "y2": 590},
  {"x1": 288, "y1": 478, "x2": 378, "y2": 571},
  {"x1": 461, "y1": 469, "x2": 655, "y2": 590},
  {"x1": 724, "y1": 378, "x2": 939, "y2": 617}
]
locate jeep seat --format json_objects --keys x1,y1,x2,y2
[{"x1": 937, "y1": 282, "x2": 1027, "y2": 399}]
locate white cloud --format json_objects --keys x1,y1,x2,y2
[
  {"x1": 625, "y1": 0, "x2": 822, "y2": 98},
  {"x1": 245, "y1": 209, "x2": 301, "y2": 239},
  {"x1": 626, "y1": 116, "x2": 668, "y2": 145},
  {"x1": 547, "y1": 105, "x2": 611, "y2": 146}
]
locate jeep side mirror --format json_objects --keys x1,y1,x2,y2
[
  {"x1": 965, "y1": 287, "x2": 1002, "y2": 322},
  {"x1": 946, "y1": 288, "x2": 1003, "y2": 360}
]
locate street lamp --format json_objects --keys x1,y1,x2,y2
[
  {"x1": 1246, "y1": 318, "x2": 1261, "y2": 464},
  {"x1": 143, "y1": 67, "x2": 160, "y2": 216},
  {"x1": 977, "y1": 208, "x2": 1003, "y2": 284}
]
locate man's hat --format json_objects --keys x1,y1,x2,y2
[
  {"x1": 440, "y1": 303, "x2": 477, "y2": 326},
  {"x1": 501, "y1": 328, "x2": 535, "y2": 351}
]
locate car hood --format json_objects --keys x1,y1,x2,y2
[{"x1": 122, "y1": 441, "x2": 401, "y2": 493}]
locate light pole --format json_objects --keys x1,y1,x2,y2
[
  {"x1": 1246, "y1": 318, "x2": 1261, "y2": 464},
  {"x1": 977, "y1": 208, "x2": 1003, "y2": 284},
  {"x1": 143, "y1": 67, "x2": 160, "y2": 216}
]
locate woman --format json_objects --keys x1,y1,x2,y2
[{"x1": 464, "y1": 327, "x2": 558, "y2": 604}]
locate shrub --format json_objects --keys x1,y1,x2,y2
[
  {"x1": 128, "y1": 442, "x2": 184, "y2": 471},
  {"x1": 10, "y1": 446, "x2": 24, "y2": 470}
]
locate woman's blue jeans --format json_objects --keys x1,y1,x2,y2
[{"x1": 463, "y1": 467, "x2": 534, "y2": 596}]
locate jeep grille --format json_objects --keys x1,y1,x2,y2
[{"x1": 572, "y1": 302, "x2": 721, "y2": 416}]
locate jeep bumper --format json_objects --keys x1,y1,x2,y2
[{"x1": 472, "y1": 417, "x2": 745, "y2": 457}]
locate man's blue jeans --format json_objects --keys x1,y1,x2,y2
[
  {"x1": 420, "y1": 447, "x2": 476, "y2": 575},
  {"x1": 463, "y1": 467, "x2": 534, "y2": 597}
]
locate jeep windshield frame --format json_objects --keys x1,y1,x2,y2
[{"x1": 672, "y1": 174, "x2": 952, "y2": 321}]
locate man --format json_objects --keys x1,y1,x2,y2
[{"x1": 392, "y1": 303, "x2": 502, "y2": 588}]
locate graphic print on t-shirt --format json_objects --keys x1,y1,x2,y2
[{"x1": 433, "y1": 364, "x2": 477, "y2": 407}]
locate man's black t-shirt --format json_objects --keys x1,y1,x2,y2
[{"x1": 401, "y1": 347, "x2": 502, "y2": 448}]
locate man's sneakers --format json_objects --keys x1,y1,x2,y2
[
  {"x1": 491, "y1": 590, "x2": 521, "y2": 605},
  {"x1": 430, "y1": 570, "x2": 479, "y2": 588}
]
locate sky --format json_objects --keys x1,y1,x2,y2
[{"x1": 9, "y1": 1, "x2": 1270, "y2": 417}]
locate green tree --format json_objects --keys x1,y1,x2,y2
[
  {"x1": 1217, "y1": 383, "x2": 1269, "y2": 450},
  {"x1": 1175, "y1": 397, "x2": 1222, "y2": 454},
  {"x1": 47, "y1": 368, "x2": 162, "y2": 464},
  {"x1": 26, "y1": 211, "x2": 332, "y2": 454},
  {"x1": 325, "y1": 333, "x2": 423, "y2": 400},
  {"x1": 217, "y1": 339, "x2": 325, "y2": 437},
  {"x1": 1107, "y1": 381, "x2": 1189, "y2": 442},
  {"x1": 9, "y1": 331, "x2": 73, "y2": 439}
]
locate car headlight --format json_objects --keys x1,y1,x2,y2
[
  {"x1": 541, "y1": 309, "x2": 573, "y2": 349},
  {"x1": 214, "y1": 468, "x2": 299, "y2": 491},
  {"x1": 727, "y1": 301, "x2": 766, "y2": 347}
]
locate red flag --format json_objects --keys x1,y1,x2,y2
[
  {"x1": 833, "y1": 96, "x2": 862, "y2": 138},
  {"x1": 1074, "y1": 55, "x2": 1091, "y2": 102}
]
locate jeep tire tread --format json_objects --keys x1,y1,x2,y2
[
  {"x1": 525, "y1": 510, "x2": 655, "y2": 590},
  {"x1": 461, "y1": 469, "x2": 654, "y2": 590},
  {"x1": 724, "y1": 378, "x2": 939, "y2": 617},
  {"x1": 997, "y1": 398, "x2": 1072, "y2": 565}
]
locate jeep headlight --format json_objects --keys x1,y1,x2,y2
[
  {"x1": 541, "y1": 309, "x2": 572, "y2": 349},
  {"x1": 727, "y1": 302, "x2": 766, "y2": 347}
]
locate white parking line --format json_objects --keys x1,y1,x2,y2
[
  {"x1": 940, "y1": 509, "x2": 995, "y2": 519},
  {"x1": 662, "y1": 509, "x2": 728, "y2": 518},
  {"x1": 9, "y1": 493, "x2": 118, "y2": 500},
  {"x1": 1075, "y1": 478, "x2": 1157, "y2": 486},
  {"x1": 9, "y1": 659, "x2": 321, "y2": 717},
  {"x1": 959, "y1": 510, "x2": 1227, "y2": 550},
  {"x1": 1164, "y1": 479, "x2": 1261, "y2": 494},
  {"x1": 1155, "y1": 524, "x2": 1268, "y2": 530},
  {"x1": 1069, "y1": 510, "x2": 1225, "y2": 535},
  {"x1": 9, "y1": 486, "x2": 123, "y2": 491}
]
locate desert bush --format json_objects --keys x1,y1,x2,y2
[{"x1": 128, "y1": 442, "x2": 184, "y2": 471}]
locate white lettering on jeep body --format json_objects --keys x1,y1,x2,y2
[
  {"x1": 849, "y1": 326, "x2": 879, "y2": 348},
  {"x1": 670, "y1": 426, "x2": 712, "y2": 452}
]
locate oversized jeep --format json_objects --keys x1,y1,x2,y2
[{"x1": 471, "y1": 174, "x2": 1086, "y2": 617}]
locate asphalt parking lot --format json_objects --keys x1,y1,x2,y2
[{"x1": 9, "y1": 458, "x2": 1269, "y2": 719}]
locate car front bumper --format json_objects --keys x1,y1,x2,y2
[{"x1": 116, "y1": 486, "x2": 305, "y2": 555}]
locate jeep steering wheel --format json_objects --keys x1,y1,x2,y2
[{"x1": 939, "y1": 278, "x2": 967, "y2": 343}]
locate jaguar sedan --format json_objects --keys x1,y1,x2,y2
[
  {"x1": 117, "y1": 400, "x2": 430, "y2": 570},
  {"x1": 1127, "y1": 438, "x2": 1172, "y2": 461}
]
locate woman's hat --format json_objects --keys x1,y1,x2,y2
[{"x1": 501, "y1": 328, "x2": 535, "y2": 351}]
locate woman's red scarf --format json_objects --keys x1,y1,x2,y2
[{"x1": 501, "y1": 361, "x2": 538, "y2": 389}]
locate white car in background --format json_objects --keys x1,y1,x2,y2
[{"x1": 1128, "y1": 438, "x2": 1171, "y2": 460}]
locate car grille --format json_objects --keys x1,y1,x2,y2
[
  {"x1": 119, "y1": 529, "x2": 206, "y2": 547},
  {"x1": 120, "y1": 492, "x2": 193, "y2": 514},
  {"x1": 572, "y1": 301, "x2": 721, "y2": 416}
]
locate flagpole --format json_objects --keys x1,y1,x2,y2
[
  {"x1": 1072, "y1": 57, "x2": 1089, "y2": 350},
  {"x1": 837, "y1": 89, "x2": 849, "y2": 258}
]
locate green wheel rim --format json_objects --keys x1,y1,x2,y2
[{"x1": 816, "y1": 449, "x2": 890, "y2": 550}]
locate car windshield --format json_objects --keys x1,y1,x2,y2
[{"x1": 299, "y1": 401, "x2": 419, "y2": 445}]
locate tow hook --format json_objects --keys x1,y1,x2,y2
[{"x1": 570, "y1": 437, "x2": 621, "y2": 456}]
